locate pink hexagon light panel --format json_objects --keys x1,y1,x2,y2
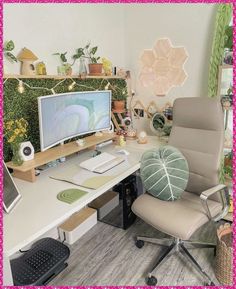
[{"x1": 139, "y1": 39, "x2": 188, "y2": 96}]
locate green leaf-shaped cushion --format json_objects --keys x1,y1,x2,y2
[{"x1": 140, "y1": 146, "x2": 189, "y2": 201}]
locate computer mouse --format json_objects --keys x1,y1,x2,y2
[{"x1": 117, "y1": 149, "x2": 130, "y2": 156}]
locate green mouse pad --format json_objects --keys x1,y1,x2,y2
[{"x1": 57, "y1": 188, "x2": 87, "y2": 204}]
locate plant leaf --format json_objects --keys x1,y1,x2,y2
[
  {"x1": 6, "y1": 52, "x2": 17, "y2": 62},
  {"x1": 4, "y1": 40, "x2": 15, "y2": 51},
  {"x1": 60, "y1": 53, "x2": 67, "y2": 63},
  {"x1": 90, "y1": 46, "x2": 98, "y2": 55}
]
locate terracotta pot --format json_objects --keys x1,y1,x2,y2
[
  {"x1": 88, "y1": 63, "x2": 103, "y2": 75},
  {"x1": 113, "y1": 100, "x2": 125, "y2": 112}
]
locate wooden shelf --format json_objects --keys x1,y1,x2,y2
[
  {"x1": 6, "y1": 133, "x2": 116, "y2": 182},
  {"x1": 3, "y1": 74, "x2": 125, "y2": 80}
]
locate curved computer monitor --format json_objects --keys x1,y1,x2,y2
[{"x1": 38, "y1": 90, "x2": 111, "y2": 151}]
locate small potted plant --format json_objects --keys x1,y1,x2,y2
[
  {"x1": 112, "y1": 88, "x2": 128, "y2": 112},
  {"x1": 4, "y1": 118, "x2": 28, "y2": 166},
  {"x1": 73, "y1": 43, "x2": 103, "y2": 76},
  {"x1": 53, "y1": 52, "x2": 72, "y2": 75}
]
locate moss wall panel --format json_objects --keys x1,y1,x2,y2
[{"x1": 4, "y1": 77, "x2": 127, "y2": 161}]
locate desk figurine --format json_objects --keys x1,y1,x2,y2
[
  {"x1": 119, "y1": 135, "x2": 126, "y2": 147},
  {"x1": 138, "y1": 131, "x2": 148, "y2": 144}
]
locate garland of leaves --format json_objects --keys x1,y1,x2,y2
[
  {"x1": 4, "y1": 77, "x2": 127, "y2": 161},
  {"x1": 208, "y1": 3, "x2": 232, "y2": 98}
]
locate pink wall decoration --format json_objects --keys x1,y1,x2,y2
[{"x1": 139, "y1": 38, "x2": 188, "y2": 96}]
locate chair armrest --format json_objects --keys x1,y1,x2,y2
[{"x1": 200, "y1": 184, "x2": 230, "y2": 221}]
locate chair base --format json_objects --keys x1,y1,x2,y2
[{"x1": 136, "y1": 236, "x2": 216, "y2": 285}]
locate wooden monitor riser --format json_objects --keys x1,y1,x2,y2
[{"x1": 6, "y1": 133, "x2": 116, "y2": 183}]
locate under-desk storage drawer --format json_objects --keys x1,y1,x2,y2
[
  {"x1": 89, "y1": 191, "x2": 119, "y2": 220},
  {"x1": 58, "y1": 207, "x2": 97, "y2": 245}
]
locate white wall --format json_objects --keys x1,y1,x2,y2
[
  {"x1": 124, "y1": 4, "x2": 217, "y2": 133},
  {"x1": 3, "y1": 4, "x2": 126, "y2": 75}
]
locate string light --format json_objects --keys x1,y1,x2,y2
[
  {"x1": 4, "y1": 76, "x2": 127, "y2": 96},
  {"x1": 105, "y1": 82, "x2": 110, "y2": 90},
  {"x1": 17, "y1": 80, "x2": 25, "y2": 94},
  {"x1": 68, "y1": 81, "x2": 76, "y2": 91}
]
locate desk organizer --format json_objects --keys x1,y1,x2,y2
[
  {"x1": 6, "y1": 133, "x2": 116, "y2": 182},
  {"x1": 89, "y1": 191, "x2": 119, "y2": 219},
  {"x1": 10, "y1": 238, "x2": 70, "y2": 285},
  {"x1": 58, "y1": 207, "x2": 97, "y2": 245}
]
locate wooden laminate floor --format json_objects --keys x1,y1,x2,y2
[{"x1": 50, "y1": 218, "x2": 220, "y2": 286}]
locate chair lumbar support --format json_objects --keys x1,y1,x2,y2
[{"x1": 135, "y1": 236, "x2": 216, "y2": 286}]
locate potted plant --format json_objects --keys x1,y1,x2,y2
[
  {"x1": 112, "y1": 88, "x2": 127, "y2": 112},
  {"x1": 53, "y1": 52, "x2": 72, "y2": 75},
  {"x1": 73, "y1": 43, "x2": 103, "y2": 76},
  {"x1": 72, "y1": 45, "x2": 88, "y2": 76}
]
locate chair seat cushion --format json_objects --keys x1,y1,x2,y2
[
  {"x1": 132, "y1": 191, "x2": 222, "y2": 240},
  {"x1": 140, "y1": 146, "x2": 189, "y2": 201}
]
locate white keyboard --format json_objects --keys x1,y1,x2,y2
[{"x1": 80, "y1": 152, "x2": 125, "y2": 173}]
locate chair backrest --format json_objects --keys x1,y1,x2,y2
[{"x1": 169, "y1": 97, "x2": 224, "y2": 196}]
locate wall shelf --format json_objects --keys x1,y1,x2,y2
[
  {"x1": 3, "y1": 74, "x2": 126, "y2": 80},
  {"x1": 6, "y1": 133, "x2": 116, "y2": 182}
]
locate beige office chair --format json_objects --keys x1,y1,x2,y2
[{"x1": 132, "y1": 97, "x2": 229, "y2": 286}]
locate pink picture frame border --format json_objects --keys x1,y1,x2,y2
[{"x1": 0, "y1": 0, "x2": 235, "y2": 288}]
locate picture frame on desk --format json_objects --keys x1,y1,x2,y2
[{"x1": 3, "y1": 162, "x2": 22, "y2": 213}]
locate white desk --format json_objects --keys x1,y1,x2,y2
[{"x1": 3, "y1": 136, "x2": 164, "y2": 284}]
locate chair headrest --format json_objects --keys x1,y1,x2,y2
[{"x1": 172, "y1": 97, "x2": 224, "y2": 131}]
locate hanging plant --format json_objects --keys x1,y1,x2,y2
[
  {"x1": 224, "y1": 26, "x2": 233, "y2": 50},
  {"x1": 4, "y1": 40, "x2": 18, "y2": 62}
]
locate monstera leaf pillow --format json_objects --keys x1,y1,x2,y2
[{"x1": 140, "y1": 146, "x2": 189, "y2": 201}]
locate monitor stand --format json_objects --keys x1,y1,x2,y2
[{"x1": 6, "y1": 133, "x2": 116, "y2": 183}]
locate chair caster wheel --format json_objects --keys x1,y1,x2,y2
[
  {"x1": 204, "y1": 281, "x2": 215, "y2": 286},
  {"x1": 135, "y1": 240, "x2": 144, "y2": 249},
  {"x1": 146, "y1": 275, "x2": 157, "y2": 286}
]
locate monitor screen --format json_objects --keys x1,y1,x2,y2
[
  {"x1": 38, "y1": 90, "x2": 111, "y2": 151},
  {"x1": 3, "y1": 163, "x2": 21, "y2": 213}
]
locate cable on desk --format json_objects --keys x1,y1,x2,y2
[{"x1": 61, "y1": 232, "x2": 66, "y2": 244}]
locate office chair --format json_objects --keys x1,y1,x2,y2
[{"x1": 132, "y1": 97, "x2": 229, "y2": 285}]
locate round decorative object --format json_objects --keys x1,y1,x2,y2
[
  {"x1": 140, "y1": 146, "x2": 189, "y2": 201},
  {"x1": 138, "y1": 131, "x2": 148, "y2": 144},
  {"x1": 19, "y1": 141, "x2": 34, "y2": 161},
  {"x1": 122, "y1": 116, "x2": 132, "y2": 127},
  {"x1": 150, "y1": 113, "x2": 167, "y2": 135}
]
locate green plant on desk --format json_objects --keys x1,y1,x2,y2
[
  {"x1": 224, "y1": 150, "x2": 232, "y2": 179},
  {"x1": 4, "y1": 118, "x2": 28, "y2": 166}
]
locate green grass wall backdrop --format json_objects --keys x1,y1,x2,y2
[{"x1": 4, "y1": 78, "x2": 127, "y2": 162}]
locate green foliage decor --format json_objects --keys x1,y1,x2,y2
[
  {"x1": 4, "y1": 40, "x2": 18, "y2": 62},
  {"x1": 4, "y1": 77, "x2": 127, "y2": 161},
  {"x1": 208, "y1": 3, "x2": 232, "y2": 98}
]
